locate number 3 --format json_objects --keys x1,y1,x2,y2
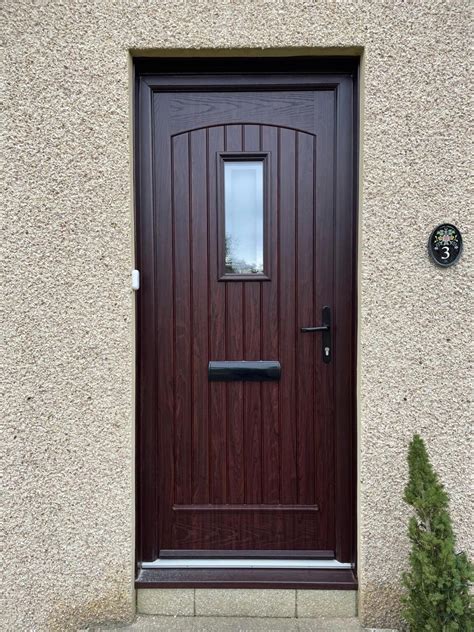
[{"x1": 441, "y1": 246, "x2": 450, "y2": 260}]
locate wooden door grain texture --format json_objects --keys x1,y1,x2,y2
[{"x1": 135, "y1": 62, "x2": 356, "y2": 566}]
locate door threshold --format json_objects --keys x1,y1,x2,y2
[
  {"x1": 142, "y1": 558, "x2": 352, "y2": 570},
  {"x1": 136, "y1": 567, "x2": 357, "y2": 589}
]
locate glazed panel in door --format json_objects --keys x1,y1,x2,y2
[{"x1": 136, "y1": 73, "x2": 356, "y2": 563}]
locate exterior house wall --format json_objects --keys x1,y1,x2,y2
[{"x1": 3, "y1": 1, "x2": 471, "y2": 630}]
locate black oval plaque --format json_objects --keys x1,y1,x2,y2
[{"x1": 428, "y1": 224, "x2": 463, "y2": 267}]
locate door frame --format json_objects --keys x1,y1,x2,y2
[{"x1": 134, "y1": 56, "x2": 359, "y2": 588}]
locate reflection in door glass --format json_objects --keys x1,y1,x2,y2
[{"x1": 224, "y1": 161, "x2": 264, "y2": 274}]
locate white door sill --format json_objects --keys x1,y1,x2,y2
[{"x1": 141, "y1": 558, "x2": 352, "y2": 570}]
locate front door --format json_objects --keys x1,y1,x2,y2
[{"x1": 136, "y1": 59, "x2": 357, "y2": 568}]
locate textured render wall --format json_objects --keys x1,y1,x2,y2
[{"x1": 3, "y1": 1, "x2": 471, "y2": 630}]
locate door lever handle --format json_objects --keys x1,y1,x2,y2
[{"x1": 300, "y1": 306, "x2": 331, "y2": 363}]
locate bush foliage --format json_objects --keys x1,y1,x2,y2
[{"x1": 402, "y1": 434, "x2": 473, "y2": 631}]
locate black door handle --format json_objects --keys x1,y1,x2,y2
[{"x1": 300, "y1": 306, "x2": 331, "y2": 363}]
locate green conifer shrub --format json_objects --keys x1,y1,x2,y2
[{"x1": 402, "y1": 434, "x2": 473, "y2": 631}]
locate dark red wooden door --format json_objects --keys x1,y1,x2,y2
[{"x1": 136, "y1": 62, "x2": 356, "y2": 564}]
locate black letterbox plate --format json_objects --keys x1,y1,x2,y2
[{"x1": 208, "y1": 361, "x2": 281, "y2": 382}]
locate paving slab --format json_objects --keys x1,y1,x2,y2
[
  {"x1": 90, "y1": 615, "x2": 399, "y2": 631},
  {"x1": 92, "y1": 615, "x2": 363, "y2": 631}
]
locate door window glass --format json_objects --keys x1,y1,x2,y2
[{"x1": 224, "y1": 161, "x2": 264, "y2": 275}]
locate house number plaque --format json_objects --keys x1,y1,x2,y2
[{"x1": 428, "y1": 224, "x2": 463, "y2": 267}]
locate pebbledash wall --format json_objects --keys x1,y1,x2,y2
[{"x1": 3, "y1": 1, "x2": 472, "y2": 630}]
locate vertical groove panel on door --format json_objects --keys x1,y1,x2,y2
[
  {"x1": 279, "y1": 128, "x2": 297, "y2": 510},
  {"x1": 243, "y1": 124, "x2": 263, "y2": 506},
  {"x1": 172, "y1": 133, "x2": 192, "y2": 511},
  {"x1": 224, "y1": 125, "x2": 245, "y2": 519},
  {"x1": 208, "y1": 126, "x2": 226, "y2": 507},
  {"x1": 261, "y1": 126, "x2": 280, "y2": 507},
  {"x1": 296, "y1": 132, "x2": 316, "y2": 506},
  {"x1": 190, "y1": 129, "x2": 209, "y2": 506}
]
